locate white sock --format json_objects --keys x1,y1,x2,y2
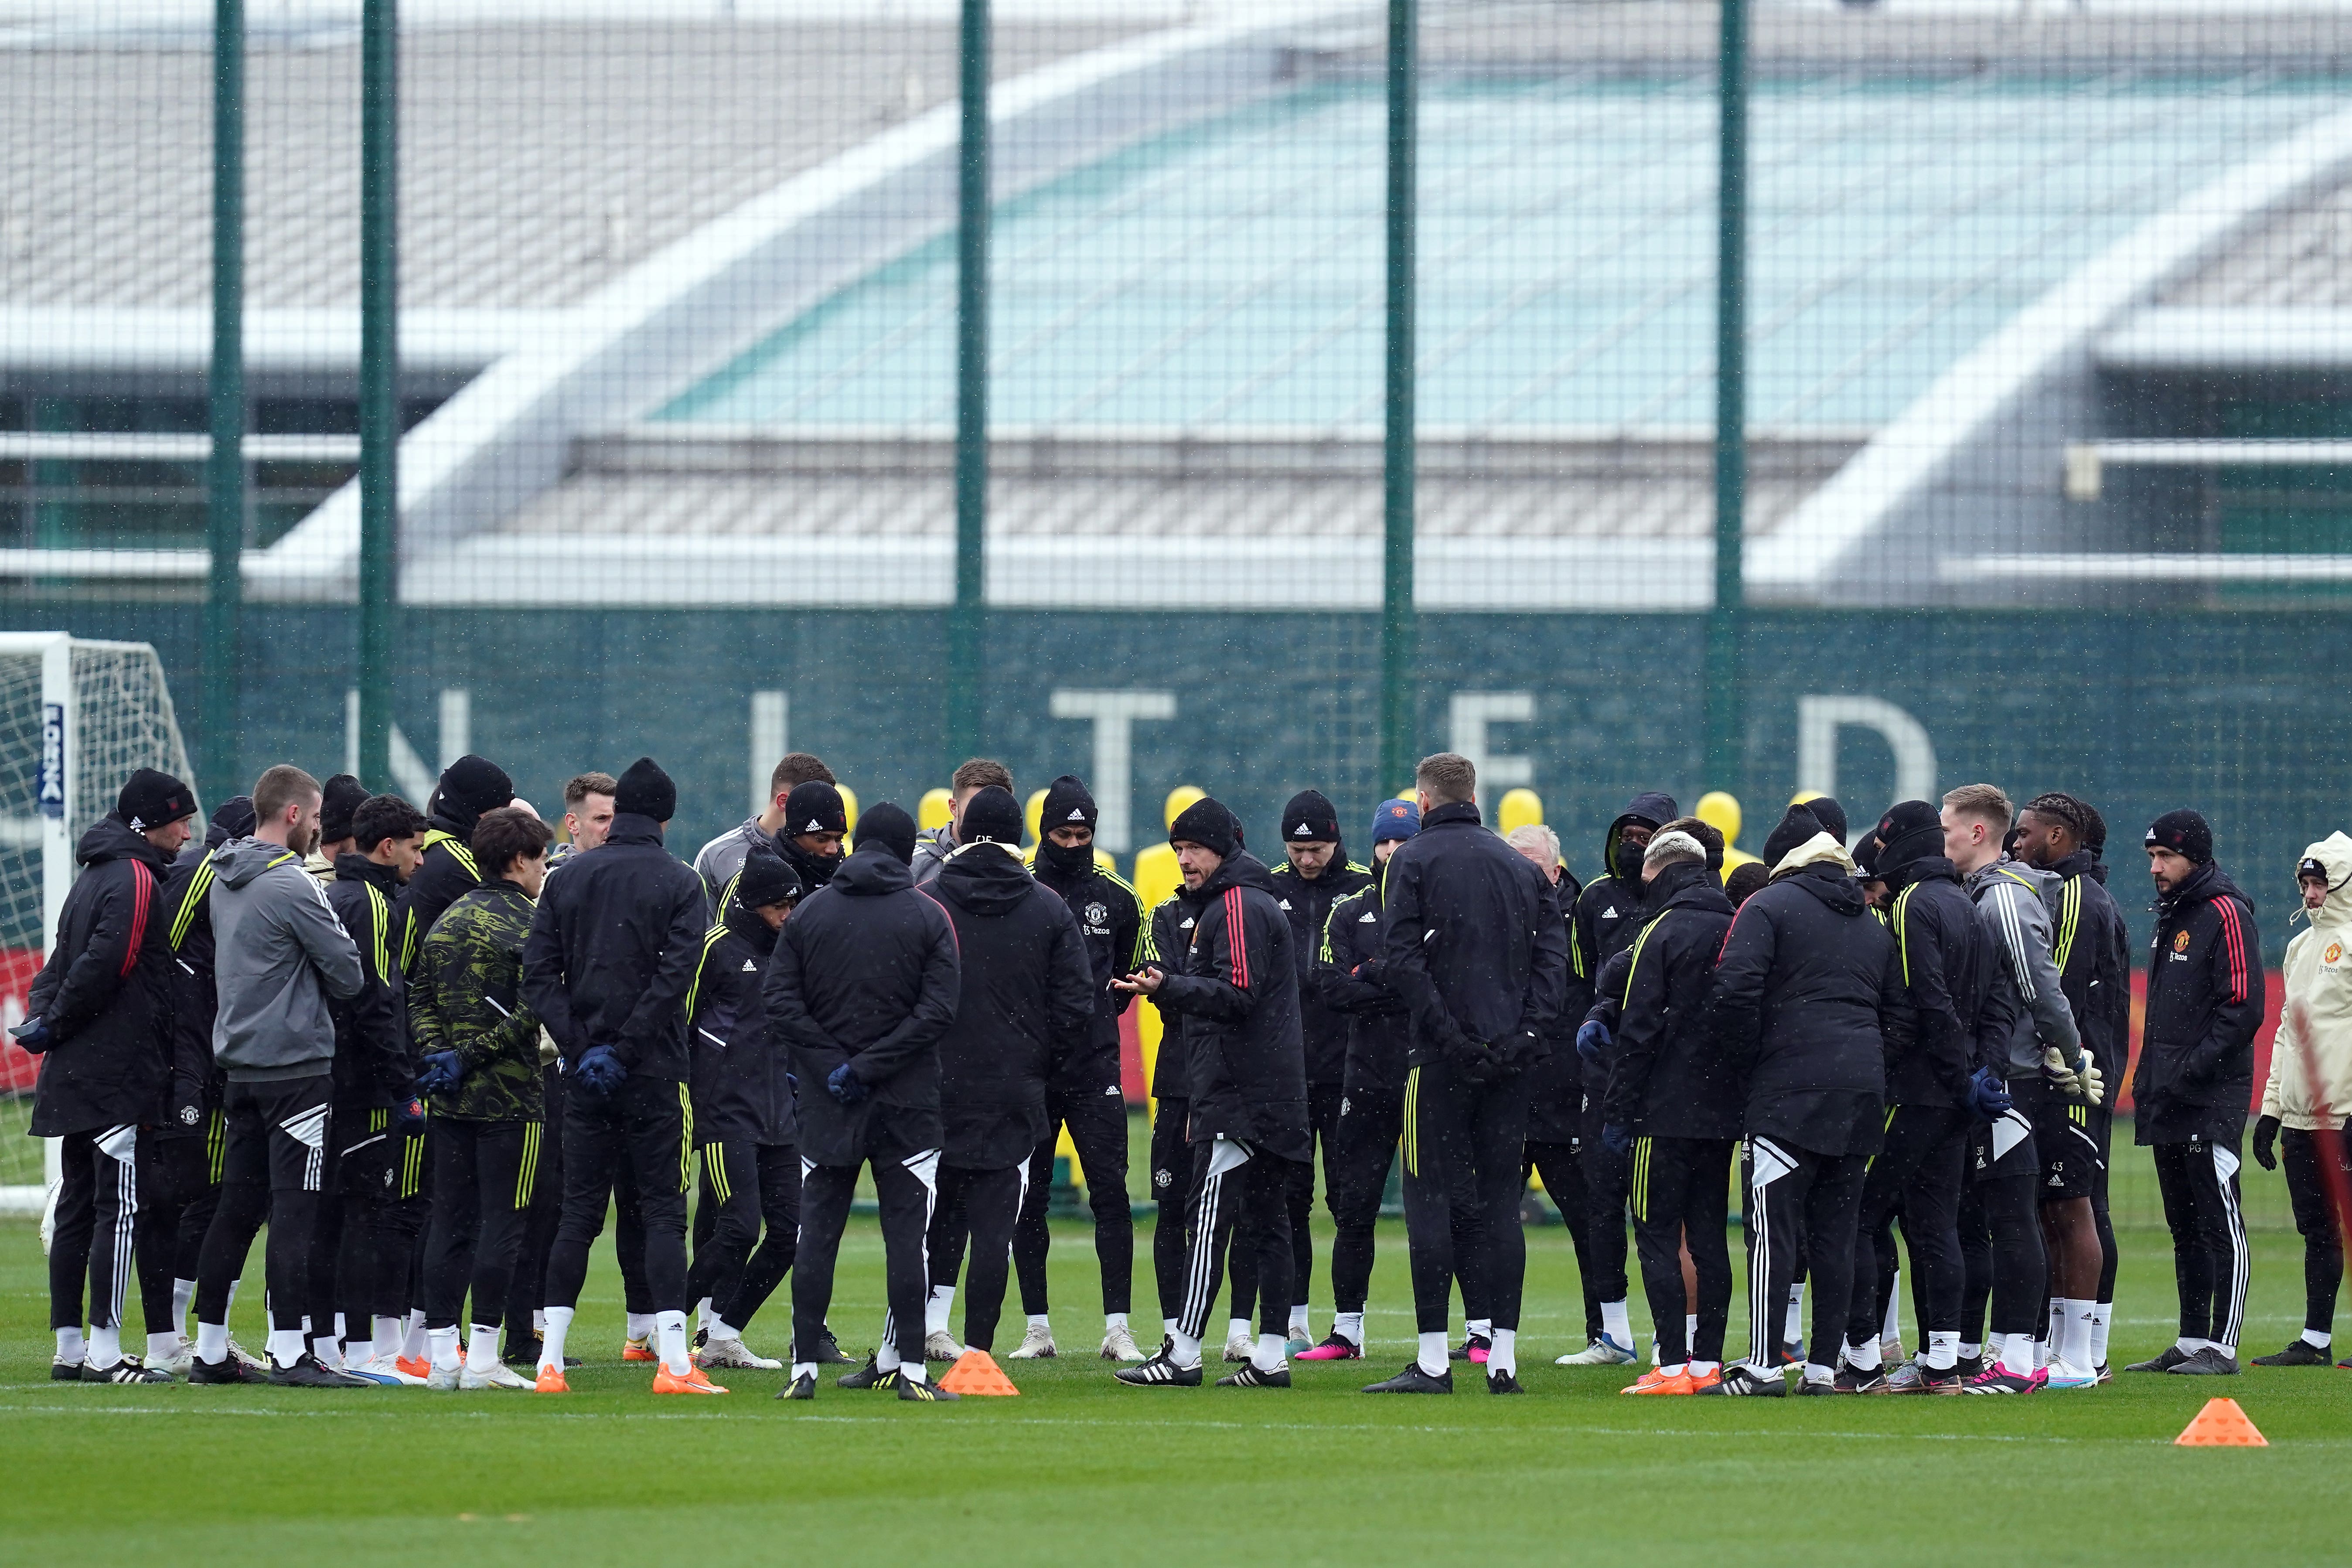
[
  {"x1": 87, "y1": 1324, "x2": 122, "y2": 1370},
  {"x1": 1883, "y1": 1272, "x2": 1902, "y2": 1343},
  {"x1": 2057, "y1": 1298, "x2": 2093, "y2": 1373},
  {"x1": 1958, "y1": 1340, "x2": 1981, "y2": 1362},
  {"x1": 1334, "y1": 1311, "x2": 1364, "y2": 1346},
  {"x1": 372, "y1": 1316, "x2": 404, "y2": 1357},
  {"x1": 172, "y1": 1277, "x2": 196, "y2": 1332},
  {"x1": 926, "y1": 1287, "x2": 955, "y2": 1337},
  {"x1": 1845, "y1": 1336, "x2": 1880, "y2": 1372},
  {"x1": 1226, "y1": 1316, "x2": 1249, "y2": 1344},
  {"x1": 2033, "y1": 1338, "x2": 2050, "y2": 1371},
  {"x1": 2178, "y1": 1335, "x2": 2206, "y2": 1355},
  {"x1": 1689, "y1": 1359, "x2": 1719, "y2": 1376},
  {"x1": 2088, "y1": 1303, "x2": 2111, "y2": 1367},
  {"x1": 54, "y1": 1325, "x2": 85, "y2": 1364},
  {"x1": 791, "y1": 1361, "x2": 818, "y2": 1381},
  {"x1": 1490, "y1": 1327, "x2": 1517, "y2": 1377},
  {"x1": 1467, "y1": 1316, "x2": 1492, "y2": 1340},
  {"x1": 1171, "y1": 1329, "x2": 1203, "y2": 1367},
  {"x1": 626, "y1": 1312, "x2": 654, "y2": 1342},
  {"x1": 900, "y1": 1359, "x2": 927, "y2": 1385},
  {"x1": 534, "y1": 1309, "x2": 547, "y2": 1333},
  {"x1": 1926, "y1": 1330, "x2": 1958, "y2": 1370},
  {"x1": 345, "y1": 1337, "x2": 374, "y2": 1367},
  {"x1": 1163, "y1": 1317, "x2": 1179, "y2": 1339},
  {"x1": 1105, "y1": 1311, "x2": 1128, "y2": 1334},
  {"x1": 876, "y1": 1338, "x2": 902, "y2": 1373},
  {"x1": 2303, "y1": 1327, "x2": 2333, "y2": 1349},
  {"x1": 655, "y1": 1309, "x2": 691, "y2": 1377},
  {"x1": 1783, "y1": 1284, "x2": 1805, "y2": 1346},
  {"x1": 1687, "y1": 1313, "x2": 1699, "y2": 1350},
  {"x1": 709, "y1": 1315, "x2": 741, "y2": 1343},
  {"x1": 1253, "y1": 1332, "x2": 1286, "y2": 1372},
  {"x1": 334, "y1": 1312, "x2": 347, "y2": 1340},
  {"x1": 1417, "y1": 1329, "x2": 1448, "y2": 1377},
  {"x1": 402, "y1": 1312, "x2": 427, "y2": 1360},
  {"x1": 1029, "y1": 1312, "x2": 1050, "y2": 1330},
  {"x1": 2212, "y1": 1338, "x2": 2236, "y2": 1359},
  {"x1": 1287, "y1": 1306, "x2": 1309, "y2": 1339},
  {"x1": 1658, "y1": 1361, "x2": 1687, "y2": 1378},
  {"x1": 196, "y1": 1322, "x2": 228, "y2": 1366},
  {"x1": 147, "y1": 1330, "x2": 182, "y2": 1362},
  {"x1": 266, "y1": 1326, "x2": 307, "y2": 1369},
  {"x1": 226, "y1": 1278, "x2": 242, "y2": 1314},
  {"x1": 1803, "y1": 1360, "x2": 1834, "y2": 1385},
  {"x1": 469, "y1": 1324, "x2": 503, "y2": 1370},
  {"x1": 1998, "y1": 1332, "x2": 2035, "y2": 1377},
  {"x1": 1600, "y1": 1300, "x2": 1631, "y2": 1350},
  {"x1": 429, "y1": 1325, "x2": 463, "y2": 1371},
  {"x1": 311, "y1": 1333, "x2": 341, "y2": 1367},
  {"x1": 695, "y1": 1296, "x2": 712, "y2": 1332},
  {"x1": 540, "y1": 1307, "x2": 574, "y2": 1373}
]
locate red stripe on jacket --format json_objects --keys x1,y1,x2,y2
[
  {"x1": 1224, "y1": 887, "x2": 1249, "y2": 989},
  {"x1": 119, "y1": 861, "x2": 153, "y2": 978},
  {"x1": 2215, "y1": 896, "x2": 2248, "y2": 1003}
]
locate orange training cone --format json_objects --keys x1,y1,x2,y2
[
  {"x1": 937, "y1": 1348, "x2": 1019, "y2": 1397},
  {"x1": 2175, "y1": 1397, "x2": 2267, "y2": 1446}
]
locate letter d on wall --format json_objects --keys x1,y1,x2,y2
[{"x1": 1796, "y1": 696, "x2": 1936, "y2": 820}]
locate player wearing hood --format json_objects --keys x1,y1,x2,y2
[
  {"x1": 2127, "y1": 809, "x2": 2263, "y2": 1377},
  {"x1": 397, "y1": 754, "x2": 513, "y2": 963}
]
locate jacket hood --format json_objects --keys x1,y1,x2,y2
[
  {"x1": 77, "y1": 813, "x2": 172, "y2": 873},
  {"x1": 936, "y1": 840, "x2": 1038, "y2": 916},
  {"x1": 780, "y1": 835, "x2": 842, "y2": 889},
  {"x1": 606, "y1": 812, "x2": 666, "y2": 848},
  {"x1": 1968, "y1": 854, "x2": 2059, "y2": 902},
  {"x1": 830, "y1": 843, "x2": 915, "y2": 897},
  {"x1": 2296, "y1": 832, "x2": 2352, "y2": 928},
  {"x1": 1776, "y1": 856, "x2": 1869, "y2": 916},
  {"x1": 333, "y1": 850, "x2": 400, "y2": 891},
  {"x1": 723, "y1": 900, "x2": 782, "y2": 954},
  {"x1": 1186, "y1": 849, "x2": 1278, "y2": 904},
  {"x1": 1648, "y1": 859, "x2": 1734, "y2": 916},
  {"x1": 1769, "y1": 831, "x2": 1857, "y2": 880},
  {"x1": 1887, "y1": 852, "x2": 1960, "y2": 895},
  {"x1": 2155, "y1": 857, "x2": 2248, "y2": 921},
  {"x1": 209, "y1": 835, "x2": 306, "y2": 889},
  {"x1": 1602, "y1": 791, "x2": 1680, "y2": 879}
]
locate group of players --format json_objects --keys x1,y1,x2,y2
[{"x1": 23, "y1": 740, "x2": 2348, "y2": 1399}]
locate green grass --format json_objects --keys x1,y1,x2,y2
[{"x1": 2, "y1": 1186, "x2": 2346, "y2": 1567}]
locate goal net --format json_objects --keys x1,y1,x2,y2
[{"x1": 0, "y1": 634, "x2": 194, "y2": 1209}]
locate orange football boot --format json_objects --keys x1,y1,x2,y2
[
  {"x1": 652, "y1": 1365, "x2": 728, "y2": 1395},
  {"x1": 1622, "y1": 1366, "x2": 1696, "y2": 1395}
]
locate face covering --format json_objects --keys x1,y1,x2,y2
[
  {"x1": 1038, "y1": 837, "x2": 1094, "y2": 877},
  {"x1": 1612, "y1": 837, "x2": 1647, "y2": 882}
]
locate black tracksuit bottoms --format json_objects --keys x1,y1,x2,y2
[
  {"x1": 1630, "y1": 1135, "x2": 1734, "y2": 1366},
  {"x1": 543, "y1": 1076, "x2": 691, "y2": 1316},
  {"x1": 1149, "y1": 1098, "x2": 1193, "y2": 1324},
  {"x1": 1577, "y1": 1095, "x2": 1632, "y2": 1305},
  {"x1": 1524, "y1": 1138, "x2": 1597, "y2": 1340},
  {"x1": 1744, "y1": 1135, "x2": 1866, "y2": 1369},
  {"x1": 49, "y1": 1123, "x2": 145, "y2": 1334},
  {"x1": 927, "y1": 1162, "x2": 1025, "y2": 1351},
  {"x1": 1401, "y1": 1061, "x2": 1526, "y2": 1335},
  {"x1": 195, "y1": 1074, "x2": 334, "y2": 1333},
  {"x1": 1173, "y1": 1136, "x2": 1297, "y2": 1343},
  {"x1": 2282, "y1": 1126, "x2": 2349, "y2": 1336},
  {"x1": 334, "y1": 1110, "x2": 426, "y2": 1329},
  {"x1": 423, "y1": 1118, "x2": 543, "y2": 1331},
  {"x1": 1329, "y1": 1078, "x2": 1404, "y2": 1318},
  {"x1": 135, "y1": 1123, "x2": 219, "y2": 1334},
  {"x1": 505, "y1": 1064, "x2": 566, "y2": 1344},
  {"x1": 1282, "y1": 1081, "x2": 1346, "y2": 1313},
  {"x1": 1847, "y1": 1104, "x2": 1967, "y2": 1349},
  {"x1": 688, "y1": 1139, "x2": 801, "y2": 1333},
  {"x1": 1013, "y1": 1077, "x2": 1132, "y2": 1318},
  {"x1": 2152, "y1": 1132, "x2": 2250, "y2": 1348},
  {"x1": 796, "y1": 1125, "x2": 938, "y2": 1368}
]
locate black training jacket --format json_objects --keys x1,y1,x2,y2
[
  {"x1": 25, "y1": 815, "x2": 174, "y2": 1137},
  {"x1": 1030, "y1": 848, "x2": 1142, "y2": 1093},
  {"x1": 397, "y1": 809, "x2": 484, "y2": 968},
  {"x1": 1573, "y1": 793, "x2": 1678, "y2": 975},
  {"x1": 1153, "y1": 851, "x2": 1309, "y2": 1159},
  {"x1": 2134, "y1": 859, "x2": 2263, "y2": 1145},
  {"x1": 1602, "y1": 862, "x2": 1739, "y2": 1139},
  {"x1": 2048, "y1": 849, "x2": 2132, "y2": 1088},
  {"x1": 521, "y1": 812, "x2": 709, "y2": 1081},
  {"x1": 1271, "y1": 850, "x2": 1375, "y2": 1087},
  {"x1": 160, "y1": 837, "x2": 226, "y2": 1135},
  {"x1": 1317, "y1": 869, "x2": 1411, "y2": 1098},
  {"x1": 1883, "y1": 859, "x2": 2001, "y2": 1110},
  {"x1": 688, "y1": 906, "x2": 794, "y2": 1147},
  {"x1": 1704, "y1": 855, "x2": 1905, "y2": 1157},
  {"x1": 325, "y1": 853, "x2": 415, "y2": 1112},
  {"x1": 934, "y1": 845, "x2": 1096, "y2": 1169},
  {"x1": 1378, "y1": 800, "x2": 1570, "y2": 1071},
  {"x1": 763, "y1": 844, "x2": 960, "y2": 1166},
  {"x1": 1526, "y1": 866, "x2": 1588, "y2": 1142},
  {"x1": 1142, "y1": 894, "x2": 1191, "y2": 1101}
]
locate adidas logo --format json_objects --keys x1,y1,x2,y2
[
  {"x1": 1602, "y1": 907, "x2": 1617, "y2": 918},
  {"x1": 1358, "y1": 910, "x2": 1377, "y2": 923},
  {"x1": 742, "y1": 959, "x2": 757, "y2": 971},
  {"x1": 804, "y1": 819, "x2": 823, "y2": 831},
  {"x1": 1066, "y1": 808, "x2": 1085, "y2": 821},
  {"x1": 1278, "y1": 899, "x2": 1292, "y2": 910},
  {"x1": 1295, "y1": 822, "x2": 1311, "y2": 835},
  {"x1": 1179, "y1": 918, "x2": 1194, "y2": 930},
  {"x1": 1103, "y1": 1084, "x2": 1120, "y2": 1096}
]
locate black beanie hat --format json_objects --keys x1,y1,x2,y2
[
  {"x1": 1280, "y1": 789, "x2": 1341, "y2": 843},
  {"x1": 117, "y1": 767, "x2": 197, "y2": 832},
  {"x1": 1169, "y1": 796, "x2": 1238, "y2": 859},
  {"x1": 319, "y1": 774, "x2": 370, "y2": 843},
  {"x1": 733, "y1": 845, "x2": 803, "y2": 910},
  {"x1": 856, "y1": 802, "x2": 919, "y2": 866},
  {"x1": 958, "y1": 785, "x2": 1024, "y2": 845},
  {"x1": 784, "y1": 781, "x2": 847, "y2": 838},
  {"x1": 1871, "y1": 801, "x2": 1944, "y2": 882},
  {"x1": 1761, "y1": 804, "x2": 1826, "y2": 869},
  {"x1": 613, "y1": 757, "x2": 676, "y2": 822},
  {"x1": 1800, "y1": 795, "x2": 1847, "y2": 846},
  {"x1": 209, "y1": 794, "x2": 256, "y2": 845},
  {"x1": 436, "y1": 754, "x2": 514, "y2": 822},
  {"x1": 2144, "y1": 808, "x2": 2213, "y2": 865},
  {"x1": 1040, "y1": 774, "x2": 1097, "y2": 835}
]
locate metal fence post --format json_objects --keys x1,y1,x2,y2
[
  {"x1": 1380, "y1": 0, "x2": 1418, "y2": 797},
  {"x1": 1705, "y1": 0, "x2": 1748, "y2": 795},
  {"x1": 205, "y1": 0, "x2": 245, "y2": 806},
  {"x1": 947, "y1": 0, "x2": 989, "y2": 772},
  {"x1": 358, "y1": 0, "x2": 399, "y2": 793}
]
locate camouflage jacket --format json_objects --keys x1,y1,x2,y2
[{"x1": 410, "y1": 880, "x2": 543, "y2": 1122}]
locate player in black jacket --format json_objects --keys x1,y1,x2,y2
[
  {"x1": 1366, "y1": 754, "x2": 1569, "y2": 1396},
  {"x1": 913, "y1": 790, "x2": 1094, "y2": 1363},
  {"x1": 21, "y1": 769, "x2": 194, "y2": 1382},
  {"x1": 1009, "y1": 775, "x2": 1145, "y2": 1362},
  {"x1": 764, "y1": 803, "x2": 961, "y2": 1401},
  {"x1": 1602, "y1": 832, "x2": 1737, "y2": 1393},
  {"x1": 1841, "y1": 801, "x2": 2001, "y2": 1392},
  {"x1": 2128, "y1": 810, "x2": 2264, "y2": 1377},
  {"x1": 521, "y1": 758, "x2": 716, "y2": 1394},
  {"x1": 318, "y1": 794, "x2": 428, "y2": 1382},
  {"x1": 682, "y1": 846, "x2": 803, "y2": 1373},
  {"x1": 1139, "y1": 888, "x2": 1197, "y2": 1343},
  {"x1": 397, "y1": 754, "x2": 513, "y2": 964},
  {"x1": 1702, "y1": 805, "x2": 1905, "y2": 1395},
  {"x1": 1114, "y1": 797, "x2": 1307, "y2": 1389}
]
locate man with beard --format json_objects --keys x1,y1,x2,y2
[{"x1": 694, "y1": 753, "x2": 838, "y2": 910}]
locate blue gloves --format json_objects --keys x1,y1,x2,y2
[
  {"x1": 826, "y1": 1062, "x2": 869, "y2": 1106},
  {"x1": 1575, "y1": 1019, "x2": 1611, "y2": 1067},
  {"x1": 1967, "y1": 1066, "x2": 2012, "y2": 1121},
  {"x1": 9, "y1": 1015, "x2": 52, "y2": 1053},
  {"x1": 575, "y1": 1044, "x2": 627, "y2": 1097},
  {"x1": 416, "y1": 1050, "x2": 464, "y2": 1094},
  {"x1": 392, "y1": 1096, "x2": 427, "y2": 1134},
  {"x1": 1601, "y1": 1122, "x2": 1633, "y2": 1156}
]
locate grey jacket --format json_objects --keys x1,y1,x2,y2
[
  {"x1": 910, "y1": 825, "x2": 954, "y2": 887},
  {"x1": 210, "y1": 837, "x2": 365, "y2": 1082},
  {"x1": 1963, "y1": 856, "x2": 2080, "y2": 1077},
  {"x1": 692, "y1": 818, "x2": 777, "y2": 912}
]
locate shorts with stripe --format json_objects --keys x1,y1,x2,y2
[
  {"x1": 221, "y1": 1074, "x2": 335, "y2": 1194},
  {"x1": 2033, "y1": 1098, "x2": 2109, "y2": 1203},
  {"x1": 338, "y1": 1105, "x2": 429, "y2": 1203}
]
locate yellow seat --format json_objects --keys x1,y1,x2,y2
[{"x1": 1696, "y1": 790, "x2": 1761, "y2": 876}]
